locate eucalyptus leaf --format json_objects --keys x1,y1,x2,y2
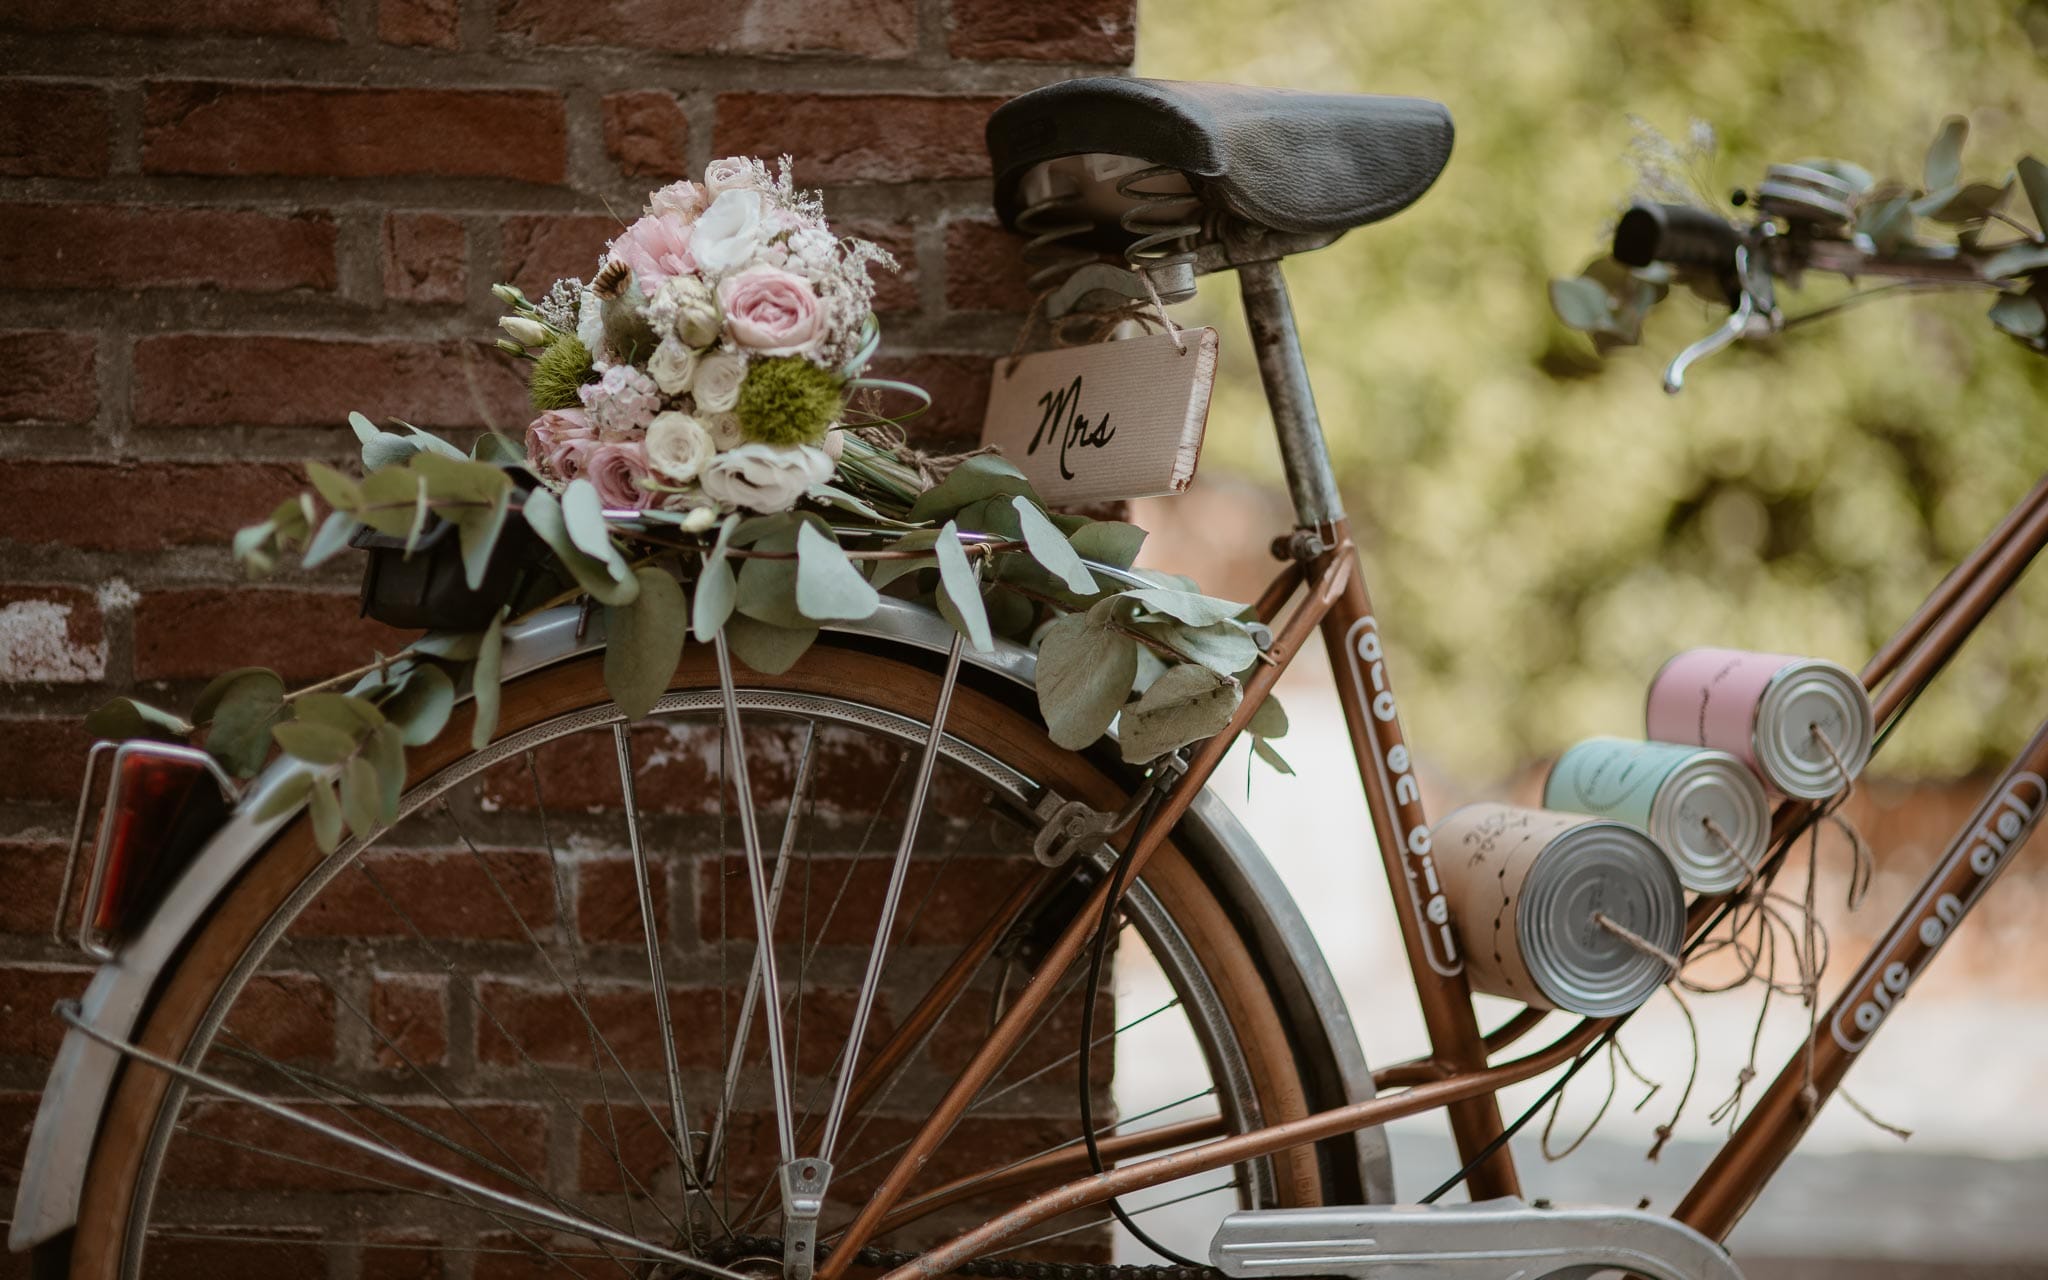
[
  {"x1": 358, "y1": 467, "x2": 424, "y2": 537},
  {"x1": 1990, "y1": 292, "x2": 2048, "y2": 338},
  {"x1": 368, "y1": 722, "x2": 406, "y2": 822},
  {"x1": 2019, "y1": 156, "x2": 2048, "y2": 232},
  {"x1": 340, "y1": 756, "x2": 380, "y2": 835},
  {"x1": 693, "y1": 556, "x2": 737, "y2": 643},
  {"x1": 562, "y1": 479, "x2": 616, "y2": 559},
  {"x1": 1116, "y1": 663, "x2": 1241, "y2": 764},
  {"x1": 1067, "y1": 520, "x2": 1147, "y2": 569},
  {"x1": 986, "y1": 585, "x2": 1036, "y2": 640},
  {"x1": 401, "y1": 472, "x2": 431, "y2": 557},
  {"x1": 1924, "y1": 116, "x2": 1968, "y2": 193},
  {"x1": 453, "y1": 484, "x2": 514, "y2": 591},
  {"x1": 404, "y1": 423, "x2": 467, "y2": 460},
  {"x1": 523, "y1": 488, "x2": 639, "y2": 606},
  {"x1": 472, "y1": 432, "x2": 528, "y2": 467},
  {"x1": 604, "y1": 566, "x2": 688, "y2": 717},
  {"x1": 303, "y1": 510, "x2": 359, "y2": 569},
  {"x1": 1122, "y1": 586, "x2": 1249, "y2": 628},
  {"x1": 193, "y1": 667, "x2": 281, "y2": 724},
  {"x1": 1983, "y1": 241, "x2": 2048, "y2": 279},
  {"x1": 735, "y1": 519, "x2": 811, "y2": 629},
  {"x1": 232, "y1": 520, "x2": 279, "y2": 575},
  {"x1": 1549, "y1": 275, "x2": 1615, "y2": 332},
  {"x1": 1856, "y1": 194, "x2": 1916, "y2": 253},
  {"x1": 412, "y1": 632, "x2": 483, "y2": 661},
  {"x1": 795, "y1": 522, "x2": 881, "y2": 622},
  {"x1": 1034, "y1": 610, "x2": 1137, "y2": 749},
  {"x1": 1012, "y1": 497, "x2": 1098, "y2": 595},
  {"x1": 295, "y1": 692, "x2": 386, "y2": 732},
  {"x1": 253, "y1": 768, "x2": 315, "y2": 821},
  {"x1": 85, "y1": 697, "x2": 192, "y2": 743},
  {"x1": 412, "y1": 452, "x2": 512, "y2": 504},
  {"x1": 905, "y1": 455, "x2": 1034, "y2": 522},
  {"x1": 1252, "y1": 738, "x2": 1296, "y2": 775},
  {"x1": 868, "y1": 529, "x2": 940, "y2": 591},
  {"x1": 361, "y1": 432, "x2": 420, "y2": 470},
  {"x1": 471, "y1": 607, "x2": 508, "y2": 749},
  {"x1": 383, "y1": 664, "x2": 455, "y2": 746},
  {"x1": 934, "y1": 521, "x2": 992, "y2": 652},
  {"x1": 272, "y1": 720, "x2": 359, "y2": 765},
  {"x1": 1913, "y1": 180, "x2": 2009, "y2": 224},
  {"x1": 306, "y1": 461, "x2": 363, "y2": 513},
  {"x1": 1154, "y1": 619, "x2": 1260, "y2": 675},
  {"x1": 308, "y1": 775, "x2": 343, "y2": 852},
  {"x1": 202, "y1": 671, "x2": 288, "y2": 777},
  {"x1": 725, "y1": 614, "x2": 817, "y2": 675},
  {"x1": 1247, "y1": 695, "x2": 1290, "y2": 741}
]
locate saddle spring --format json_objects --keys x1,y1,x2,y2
[
  {"x1": 1115, "y1": 164, "x2": 1203, "y2": 305},
  {"x1": 1014, "y1": 186, "x2": 1098, "y2": 294}
]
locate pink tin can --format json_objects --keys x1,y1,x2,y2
[{"x1": 1646, "y1": 648, "x2": 1873, "y2": 800}]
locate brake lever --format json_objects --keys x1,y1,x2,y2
[{"x1": 1662, "y1": 242, "x2": 1782, "y2": 394}]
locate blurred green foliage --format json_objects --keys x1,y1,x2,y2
[{"x1": 1138, "y1": 0, "x2": 2048, "y2": 779}]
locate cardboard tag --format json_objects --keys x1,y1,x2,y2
[{"x1": 979, "y1": 328, "x2": 1218, "y2": 506}]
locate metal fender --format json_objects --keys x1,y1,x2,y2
[{"x1": 9, "y1": 597, "x2": 1389, "y2": 1252}]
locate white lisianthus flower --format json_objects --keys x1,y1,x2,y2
[
  {"x1": 693, "y1": 350, "x2": 748, "y2": 413},
  {"x1": 821, "y1": 428, "x2": 845, "y2": 461},
  {"x1": 647, "y1": 337, "x2": 699, "y2": 395},
  {"x1": 704, "y1": 410, "x2": 745, "y2": 451},
  {"x1": 700, "y1": 442, "x2": 835, "y2": 513},
  {"x1": 679, "y1": 504, "x2": 720, "y2": 532},
  {"x1": 691, "y1": 189, "x2": 765, "y2": 278},
  {"x1": 645, "y1": 411, "x2": 716, "y2": 484},
  {"x1": 704, "y1": 156, "x2": 761, "y2": 195}
]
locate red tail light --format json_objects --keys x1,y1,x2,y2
[{"x1": 68, "y1": 742, "x2": 234, "y2": 955}]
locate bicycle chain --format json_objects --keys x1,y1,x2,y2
[{"x1": 702, "y1": 1233, "x2": 1224, "y2": 1280}]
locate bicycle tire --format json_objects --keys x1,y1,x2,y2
[{"x1": 58, "y1": 639, "x2": 1346, "y2": 1277}]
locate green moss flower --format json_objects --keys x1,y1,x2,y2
[
  {"x1": 734, "y1": 357, "x2": 843, "y2": 446},
  {"x1": 529, "y1": 335, "x2": 593, "y2": 411}
]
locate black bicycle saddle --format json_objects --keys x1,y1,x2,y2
[{"x1": 986, "y1": 76, "x2": 1454, "y2": 239}]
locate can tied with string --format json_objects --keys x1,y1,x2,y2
[
  {"x1": 1543, "y1": 737, "x2": 1771, "y2": 895},
  {"x1": 1433, "y1": 803, "x2": 1685, "y2": 1017},
  {"x1": 1646, "y1": 648, "x2": 1873, "y2": 801}
]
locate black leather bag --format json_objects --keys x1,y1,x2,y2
[{"x1": 351, "y1": 490, "x2": 544, "y2": 631}]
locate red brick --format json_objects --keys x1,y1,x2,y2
[
  {"x1": 0, "y1": 964, "x2": 91, "y2": 1059},
  {"x1": 383, "y1": 211, "x2": 467, "y2": 304},
  {"x1": 222, "y1": 972, "x2": 336, "y2": 1061},
  {"x1": 498, "y1": 0, "x2": 914, "y2": 58},
  {"x1": 139, "y1": 1227, "x2": 326, "y2": 1279},
  {"x1": 131, "y1": 333, "x2": 530, "y2": 430},
  {"x1": 361, "y1": 1230, "x2": 445, "y2": 1280},
  {"x1": 576, "y1": 855, "x2": 667, "y2": 945},
  {"x1": 0, "y1": 461, "x2": 301, "y2": 550},
  {"x1": 0, "y1": 203, "x2": 336, "y2": 293},
  {"x1": 843, "y1": 217, "x2": 918, "y2": 314},
  {"x1": 378, "y1": 0, "x2": 459, "y2": 48},
  {"x1": 499, "y1": 213, "x2": 615, "y2": 297},
  {"x1": 948, "y1": 0, "x2": 1134, "y2": 62},
  {"x1": 469, "y1": 1232, "x2": 611, "y2": 1280},
  {"x1": 143, "y1": 82, "x2": 566, "y2": 184},
  {"x1": 289, "y1": 850, "x2": 558, "y2": 942},
  {"x1": 0, "y1": 583, "x2": 106, "y2": 683},
  {"x1": 370, "y1": 972, "x2": 448, "y2": 1068},
  {"x1": 0, "y1": 0, "x2": 340, "y2": 38},
  {"x1": 944, "y1": 218, "x2": 1032, "y2": 313},
  {"x1": 1, "y1": 1093, "x2": 40, "y2": 1200},
  {"x1": 698, "y1": 854, "x2": 1030, "y2": 948},
  {"x1": 0, "y1": 718, "x2": 94, "y2": 804},
  {"x1": 0, "y1": 329, "x2": 96, "y2": 424},
  {"x1": 164, "y1": 1098, "x2": 545, "y2": 1192},
  {"x1": 866, "y1": 352, "x2": 992, "y2": 445},
  {"x1": 134, "y1": 587, "x2": 411, "y2": 681},
  {"x1": 712, "y1": 94, "x2": 1004, "y2": 185},
  {"x1": 0, "y1": 840, "x2": 73, "y2": 935},
  {"x1": 601, "y1": 90, "x2": 690, "y2": 179},
  {"x1": 0, "y1": 82, "x2": 110, "y2": 178}
]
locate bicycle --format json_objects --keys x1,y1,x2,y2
[{"x1": 10, "y1": 75, "x2": 2047, "y2": 1280}]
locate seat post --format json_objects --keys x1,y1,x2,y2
[{"x1": 1237, "y1": 258, "x2": 1346, "y2": 530}]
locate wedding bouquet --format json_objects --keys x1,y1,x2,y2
[{"x1": 498, "y1": 156, "x2": 900, "y2": 520}]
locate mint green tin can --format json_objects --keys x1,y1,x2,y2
[{"x1": 1543, "y1": 737, "x2": 1769, "y2": 894}]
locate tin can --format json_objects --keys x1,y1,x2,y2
[
  {"x1": 1645, "y1": 648, "x2": 1873, "y2": 801},
  {"x1": 1432, "y1": 803, "x2": 1685, "y2": 1017},
  {"x1": 1543, "y1": 737, "x2": 1770, "y2": 894}
]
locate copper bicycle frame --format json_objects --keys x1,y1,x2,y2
[{"x1": 812, "y1": 256, "x2": 2048, "y2": 1277}]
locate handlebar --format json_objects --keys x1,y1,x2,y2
[{"x1": 1612, "y1": 202, "x2": 1744, "y2": 274}]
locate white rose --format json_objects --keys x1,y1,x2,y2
[
  {"x1": 700, "y1": 442, "x2": 835, "y2": 513},
  {"x1": 647, "y1": 337, "x2": 699, "y2": 395},
  {"x1": 645, "y1": 411, "x2": 715, "y2": 484},
  {"x1": 692, "y1": 189, "x2": 765, "y2": 278},
  {"x1": 694, "y1": 350, "x2": 748, "y2": 413},
  {"x1": 705, "y1": 410, "x2": 745, "y2": 451},
  {"x1": 704, "y1": 156, "x2": 761, "y2": 195}
]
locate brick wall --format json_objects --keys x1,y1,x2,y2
[{"x1": 0, "y1": 0, "x2": 1134, "y2": 1269}]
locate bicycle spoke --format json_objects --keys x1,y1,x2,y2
[
  {"x1": 995, "y1": 1179, "x2": 1241, "y2": 1258},
  {"x1": 145, "y1": 1225, "x2": 626, "y2": 1264}
]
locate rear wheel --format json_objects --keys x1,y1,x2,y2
[{"x1": 66, "y1": 641, "x2": 1341, "y2": 1277}]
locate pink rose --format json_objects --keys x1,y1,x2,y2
[
  {"x1": 648, "y1": 180, "x2": 708, "y2": 223},
  {"x1": 718, "y1": 266, "x2": 827, "y2": 357},
  {"x1": 610, "y1": 212, "x2": 695, "y2": 293},
  {"x1": 587, "y1": 442, "x2": 654, "y2": 509},
  {"x1": 525, "y1": 408, "x2": 594, "y2": 469},
  {"x1": 544, "y1": 436, "x2": 600, "y2": 485}
]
